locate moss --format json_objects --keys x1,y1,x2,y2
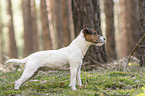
[
  {"x1": 109, "y1": 71, "x2": 131, "y2": 77},
  {"x1": 0, "y1": 70, "x2": 145, "y2": 95}
]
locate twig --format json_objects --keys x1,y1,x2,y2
[
  {"x1": 82, "y1": 62, "x2": 90, "y2": 72},
  {"x1": 88, "y1": 56, "x2": 105, "y2": 68},
  {"x1": 126, "y1": 34, "x2": 145, "y2": 65}
]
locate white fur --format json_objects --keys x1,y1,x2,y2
[{"x1": 5, "y1": 30, "x2": 105, "y2": 91}]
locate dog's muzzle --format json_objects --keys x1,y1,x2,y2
[{"x1": 95, "y1": 36, "x2": 105, "y2": 46}]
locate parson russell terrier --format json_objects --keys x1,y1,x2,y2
[{"x1": 5, "y1": 28, "x2": 105, "y2": 91}]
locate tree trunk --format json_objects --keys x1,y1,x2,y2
[
  {"x1": 22, "y1": 0, "x2": 34, "y2": 57},
  {"x1": 7, "y1": 0, "x2": 18, "y2": 58},
  {"x1": 72, "y1": 0, "x2": 108, "y2": 70},
  {"x1": 0, "y1": 28, "x2": 1, "y2": 63},
  {"x1": 61, "y1": 0, "x2": 71, "y2": 46},
  {"x1": 118, "y1": 0, "x2": 140, "y2": 58},
  {"x1": 139, "y1": 0, "x2": 145, "y2": 66},
  {"x1": 50, "y1": 0, "x2": 64, "y2": 48},
  {"x1": 104, "y1": 0, "x2": 117, "y2": 61},
  {"x1": 55, "y1": 0, "x2": 64, "y2": 48},
  {"x1": 68, "y1": 0, "x2": 75, "y2": 41},
  {"x1": 31, "y1": 0, "x2": 38, "y2": 52},
  {"x1": 41, "y1": 0, "x2": 52, "y2": 50},
  {"x1": 0, "y1": 2, "x2": 2, "y2": 63}
]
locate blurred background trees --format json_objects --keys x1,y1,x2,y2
[
  {"x1": 104, "y1": 0, "x2": 117, "y2": 61},
  {"x1": 138, "y1": 0, "x2": 145, "y2": 66},
  {"x1": 22, "y1": 0, "x2": 35, "y2": 56},
  {"x1": 72, "y1": 0, "x2": 108, "y2": 70},
  {"x1": 7, "y1": 0, "x2": 18, "y2": 58},
  {"x1": 118, "y1": 0, "x2": 140, "y2": 58},
  {"x1": 40, "y1": 0, "x2": 51, "y2": 50},
  {"x1": 0, "y1": 0, "x2": 144, "y2": 67}
]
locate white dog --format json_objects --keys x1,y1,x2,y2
[{"x1": 5, "y1": 28, "x2": 105, "y2": 91}]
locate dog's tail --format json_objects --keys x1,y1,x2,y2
[{"x1": 5, "y1": 57, "x2": 28, "y2": 64}]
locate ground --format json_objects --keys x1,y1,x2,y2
[{"x1": 1, "y1": 69, "x2": 145, "y2": 96}]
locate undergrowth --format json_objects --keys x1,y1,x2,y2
[{"x1": 0, "y1": 70, "x2": 145, "y2": 96}]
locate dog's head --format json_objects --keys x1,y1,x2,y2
[{"x1": 82, "y1": 28, "x2": 105, "y2": 46}]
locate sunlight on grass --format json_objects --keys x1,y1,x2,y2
[{"x1": 137, "y1": 86, "x2": 145, "y2": 96}]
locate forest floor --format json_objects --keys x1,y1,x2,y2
[{"x1": 1, "y1": 67, "x2": 145, "y2": 96}]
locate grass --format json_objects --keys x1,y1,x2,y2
[{"x1": 0, "y1": 70, "x2": 145, "y2": 96}]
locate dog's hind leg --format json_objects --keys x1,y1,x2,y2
[{"x1": 14, "y1": 63, "x2": 39, "y2": 89}]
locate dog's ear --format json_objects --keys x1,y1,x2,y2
[{"x1": 83, "y1": 28, "x2": 93, "y2": 35}]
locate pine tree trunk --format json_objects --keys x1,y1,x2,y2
[
  {"x1": 118, "y1": 0, "x2": 140, "y2": 58},
  {"x1": 31, "y1": 0, "x2": 38, "y2": 52},
  {"x1": 72, "y1": 0, "x2": 108, "y2": 70},
  {"x1": 139, "y1": 0, "x2": 145, "y2": 66},
  {"x1": 7, "y1": 0, "x2": 18, "y2": 58},
  {"x1": 104, "y1": 0, "x2": 117, "y2": 60},
  {"x1": 41, "y1": 0, "x2": 52, "y2": 50},
  {"x1": 22, "y1": 0, "x2": 34, "y2": 56},
  {"x1": 0, "y1": 30, "x2": 2, "y2": 63},
  {"x1": 68, "y1": 0, "x2": 75, "y2": 41},
  {"x1": 50, "y1": 0, "x2": 64, "y2": 48},
  {"x1": 0, "y1": 2, "x2": 2, "y2": 63},
  {"x1": 61, "y1": 0, "x2": 71, "y2": 46}
]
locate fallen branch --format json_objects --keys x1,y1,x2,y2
[
  {"x1": 126, "y1": 34, "x2": 145, "y2": 65},
  {"x1": 89, "y1": 56, "x2": 103, "y2": 67}
]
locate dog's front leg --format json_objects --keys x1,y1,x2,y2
[
  {"x1": 69, "y1": 65, "x2": 79, "y2": 91},
  {"x1": 76, "y1": 65, "x2": 82, "y2": 87}
]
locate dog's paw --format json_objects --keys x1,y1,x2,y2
[
  {"x1": 69, "y1": 84, "x2": 77, "y2": 91},
  {"x1": 14, "y1": 87, "x2": 20, "y2": 90},
  {"x1": 71, "y1": 86, "x2": 77, "y2": 91},
  {"x1": 78, "y1": 83, "x2": 82, "y2": 87},
  {"x1": 14, "y1": 82, "x2": 20, "y2": 90},
  {"x1": 76, "y1": 81, "x2": 82, "y2": 87}
]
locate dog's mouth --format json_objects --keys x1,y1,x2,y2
[
  {"x1": 94, "y1": 39, "x2": 105, "y2": 46},
  {"x1": 95, "y1": 36, "x2": 105, "y2": 46},
  {"x1": 95, "y1": 42, "x2": 104, "y2": 46}
]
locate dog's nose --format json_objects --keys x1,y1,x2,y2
[{"x1": 103, "y1": 37, "x2": 105, "y2": 40}]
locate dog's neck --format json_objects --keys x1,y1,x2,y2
[{"x1": 70, "y1": 31, "x2": 92, "y2": 57}]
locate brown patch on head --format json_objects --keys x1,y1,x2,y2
[{"x1": 83, "y1": 28, "x2": 100, "y2": 43}]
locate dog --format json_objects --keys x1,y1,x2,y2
[{"x1": 5, "y1": 28, "x2": 105, "y2": 91}]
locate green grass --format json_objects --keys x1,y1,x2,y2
[{"x1": 0, "y1": 70, "x2": 145, "y2": 96}]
